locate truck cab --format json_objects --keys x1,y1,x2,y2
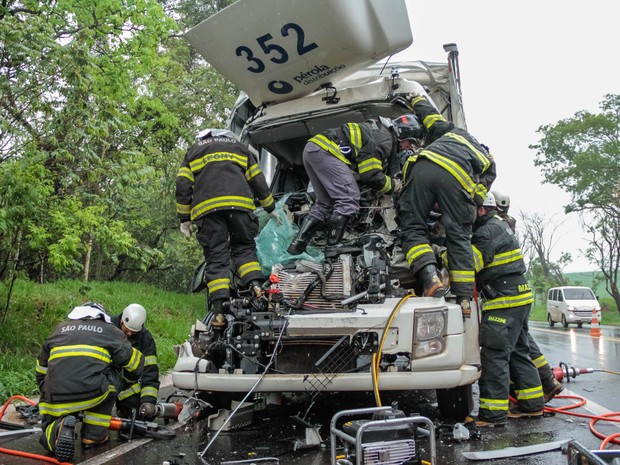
[{"x1": 172, "y1": 0, "x2": 480, "y2": 420}]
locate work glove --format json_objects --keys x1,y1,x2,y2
[
  {"x1": 391, "y1": 178, "x2": 403, "y2": 196},
  {"x1": 139, "y1": 402, "x2": 157, "y2": 420},
  {"x1": 180, "y1": 221, "x2": 192, "y2": 239},
  {"x1": 268, "y1": 210, "x2": 283, "y2": 225}
]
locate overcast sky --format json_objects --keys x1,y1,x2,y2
[{"x1": 389, "y1": 0, "x2": 620, "y2": 272}]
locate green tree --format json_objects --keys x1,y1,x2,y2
[{"x1": 531, "y1": 94, "x2": 620, "y2": 311}]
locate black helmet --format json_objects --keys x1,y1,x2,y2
[{"x1": 392, "y1": 114, "x2": 425, "y2": 141}]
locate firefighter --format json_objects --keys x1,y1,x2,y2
[
  {"x1": 468, "y1": 193, "x2": 544, "y2": 427},
  {"x1": 491, "y1": 190, "x2": 517, "y2": 232},
  {"x1": 112, "y1": 303, "x2": 160, "y2": 420},
  {"x1": 36, "y1": 302, "x2": 144, "y2": 461},
  {"x1": 398, "y1": 94, "x2": 496, "y2": 312},
  {"x1": 287, "y1": 118, "x2": 402, "y2": 255},
  {"x1": 176, "y1": 129, "x2": 276, "y2": 328},
  {"x1": 493, "y1": 190, "x2": 564, "y2": 402}
]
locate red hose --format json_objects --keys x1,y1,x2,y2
[
  {"x1": 0, "y1": 446, "x2": 72, "y2": 465},
  {"x1": 0, "y1": 395, "x2": 73, "y2": 464}
]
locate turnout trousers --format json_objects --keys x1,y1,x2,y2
[
  {"x1": 195, "y1": 210, "x2": 262, "y2": 301},
  {"x1": 40, "y1": 370, "x2": 122, "y2": 452},
  {"x1": 302, "y1": 142, "x2": 360, "y2": 222},
  {"x1": 398, "y1": 158, "x2": 477, "y2": 297},
  {"x1": 478, "y1": 303, "x2": 544, "y2": 422}
]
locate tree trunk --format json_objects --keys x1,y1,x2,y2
[{"x1": 83, "y1": 235, "x2": 93, "y2": 282}]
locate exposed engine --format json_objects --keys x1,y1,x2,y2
[{"x1": 190, "y1": 190, "x2": 420, "y2": 377}]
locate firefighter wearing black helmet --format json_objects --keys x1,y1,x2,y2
[
  {"x1": 287, "y1": 119, "x2": 403, "y2": 255},
  {"x1": 396, "y1": 94, "x2": 496, "y2": 312},
  {"x1": 176, "y1": 129, "x2": 276, "y2": 329}
]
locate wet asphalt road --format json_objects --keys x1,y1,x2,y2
[{"x1": 2, "y1": 321, "x2": 620, "y2": 465}]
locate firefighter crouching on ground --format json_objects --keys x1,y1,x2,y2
[
  {"x1": 398, "y1": 93, "x2": 496, "y2": 311},
  {"x1": 176, "y1": 129, "x2": 276, "y2": 329},
  {"x1": 112, "y1": 303, "x2": 159, "y2": 420},
  {"x1": 467, "y1": 193, "x2": 544, "y2": 427},
  {"x1": 490, "y1": 190, "x2": 564, "y2": 402},
  {"x1": 36, "y1": 302, "x2": 144, "y2": 462},
  {"x1": 287, "y1": 118, "x2": 403, "y2": 255}
]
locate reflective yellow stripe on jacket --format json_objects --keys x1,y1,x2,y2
[
  {"x1": 308, "y1": 135, "x2": 351, "y2": 166},
  {"x1": 49, "y1": 345, "x2": 111, "y2": 364},
  {"x1": 39, "y1": 385, "x2": 117, "y2": 416},
  {"x1": 482, "y1": 291, "x2": 535, "y2": 311},
  {"x1": 123, "y1": 347, "x2": 142, "y2": 373},
  {"x1": 191, "y1": 196, "x2": 256, "y2": 219}
]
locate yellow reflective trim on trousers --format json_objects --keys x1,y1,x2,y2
[
  {"x1": 378, "y1": 176, "x2": 391, "y2": 194},
  {"x1": 515, "y1": 385, "x2": 544, "y2": 400},
  {"x1": 479, "y1": 397, "x2": 509, "y2": 411},
  {"x1": 83, "y1": 411, "x2": 112, "y2": 427},
  {"x1": 141, "y1": 386, "x2": 158, "y2": 399},
  {"x1": 239, "y1": 261, "x2": 261, "y2": 278},
  {"x1": 259, "y1": 194, "x2": 274, "y2": 208},
  {"x1": 124, "y1": 347, "x2": 142, "y2": 372},
  {"x1": 422, "y1": 113, "x2": 446, "y2": 129},
  {"x1": 176, "y1": 166, "x2": 194, "y2": 182},
  {"x1": 118, "y1": 382, "x2": 141, "y2": 401},
  {"x1": 145, "y1": 355, "x2": 157, "y2": 366},
  {"x1": 36, "y1": 361, "x2": 48, "y2": 375},
  {"x1": 449, "y1": 269, "x2": 475, "y2": 283},
  {"x1": 309, "y1": 135, "x2": 351, "y2": 166},
  {"x1": 208, "y1": 278, "x2": 230, "y2": 293},
  {"x1": 45, "y1": 421, "x2": 55, "y2": 449},
  {"x1": 482, "y1": 291, "x2": 535, "y2": 310},
  {"x1": 487, "y1": 249, "x2": 523, "y2": 268},
  {"x1": 532, "y1": 355, "x2": 547, "y2": 369},
  {"x1": 405, "y1": 244, "x2": 434, "y2": 266},
  {"x1": 39, "y1": 385, "x2": 116, "y2": 416},
  {"x1": 444, "y1": 132, "x2": 491, "y2": 172},
  {"x1": 245, "y1": 163, "x2": 262, "y2": 181},
  {"x1": 347, "y1": 123, "x2": 362, "y2": 156},
  {"x1": 191, "y1": 196, "x2": 256, "y2": 219},
  {"x1": 418, "y1": 150, "x2": 477, "y2": 196},
  {"x1": 472, "y1": 245, "x2": 484, "y2": 272},
  {"x1": 357, "y1": 158, "x2": 382, "y2": 174},
  {"x1": 176, "y1": 203, "x2": 190, "y2": 214},
  {"x1": 189, "y1": 152, "x2": 247, "y2": 171},
  {"x1": 50, "y1": 345, "x2": 111, "y2": 364}
]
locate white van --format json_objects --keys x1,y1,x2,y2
[{"x1": 547, "y1": 286, "x2": 601, "y2": 328}]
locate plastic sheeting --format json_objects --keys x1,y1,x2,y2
[{"x1": 255, "y1": 195, "x2": 323, "y2": 275}]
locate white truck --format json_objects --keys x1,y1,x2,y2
[{"x1": 172, "y1": 0, "x2": 480, "y2": 419}]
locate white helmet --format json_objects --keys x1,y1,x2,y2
[
  {"x1": 491, "y1": 191, "x2": 510, "y2": 209},
  {"x1": 122, "y1": 304, "x2": 147, "y2": 332},
  {"x1": 482, "y1": 192, "x2": 497, "y2": 208}
]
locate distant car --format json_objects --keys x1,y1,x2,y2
[
  {"x1": 172, "y1": 0, "x2": 480, "y2": 420},
  {"x1": 547, "y1": 286, "x2": 601, "y2": 328}
]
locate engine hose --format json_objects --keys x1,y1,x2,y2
[
  {"x1": 372, "y1": 292, "x2": 414, "y2": 407},
  {"x1": 0, "y1": 396, "x2": 73, "y2": 465}
]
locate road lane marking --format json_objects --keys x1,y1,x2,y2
[{"x1": 530, "y1": 325, "x2": 620, "y2": 343}]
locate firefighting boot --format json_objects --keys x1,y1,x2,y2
[
  {"x1": 53, "y1": 415, "x2": 77, "y2": 462},
  {"x1": 210, "y1": 298, "x2": 227, "y2": 329},
  {"x1": 325, "y1": 214, "x2": 350, "y2": 246},
  {"x1": 456, "y1": 295, "x2": 472, "y2": 318},
  {"x1": 287, "y1": 215, "x2": 324, "y2": 255},
  {"x1": 417, "y1": 264, "x2": 447, "y2": 297}
]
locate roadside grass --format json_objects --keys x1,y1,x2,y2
[{"x1": 0, "y1": 279, "x2": 204, "y2": 400}]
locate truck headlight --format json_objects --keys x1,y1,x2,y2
[{"x1": 413, "y1": 309, "x2": 447, "y2": 359}]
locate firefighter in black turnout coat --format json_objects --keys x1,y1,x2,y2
[
  {"x1": 176, "y1": 129, "x2": 275, "y2": 328},
  {"x1": 469, "y1": 193, "x2": 544, "y2": 427},
  {"x1": 112, "y1": 303, "x2": 160, "y2": 420},
  {"x1": 287, "y1": 119, "x2": 402, "y2": 255},
  {"x1": 398, "y1": 94, "x2": 496, "y2": 311},
  {"x1": 36, "y1": 303, "x2": 144, "y2": 462}
]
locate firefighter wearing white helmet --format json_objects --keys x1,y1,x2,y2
[
  {"x1": 467, "y1": 189, "x2": 543, "y2": 427},
  {"x1": 490, "y1": 190, "x2": 516, "y2": 232},
  {"x1": 111, "y1": 304, "x2": 160, "y2": 421}
]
